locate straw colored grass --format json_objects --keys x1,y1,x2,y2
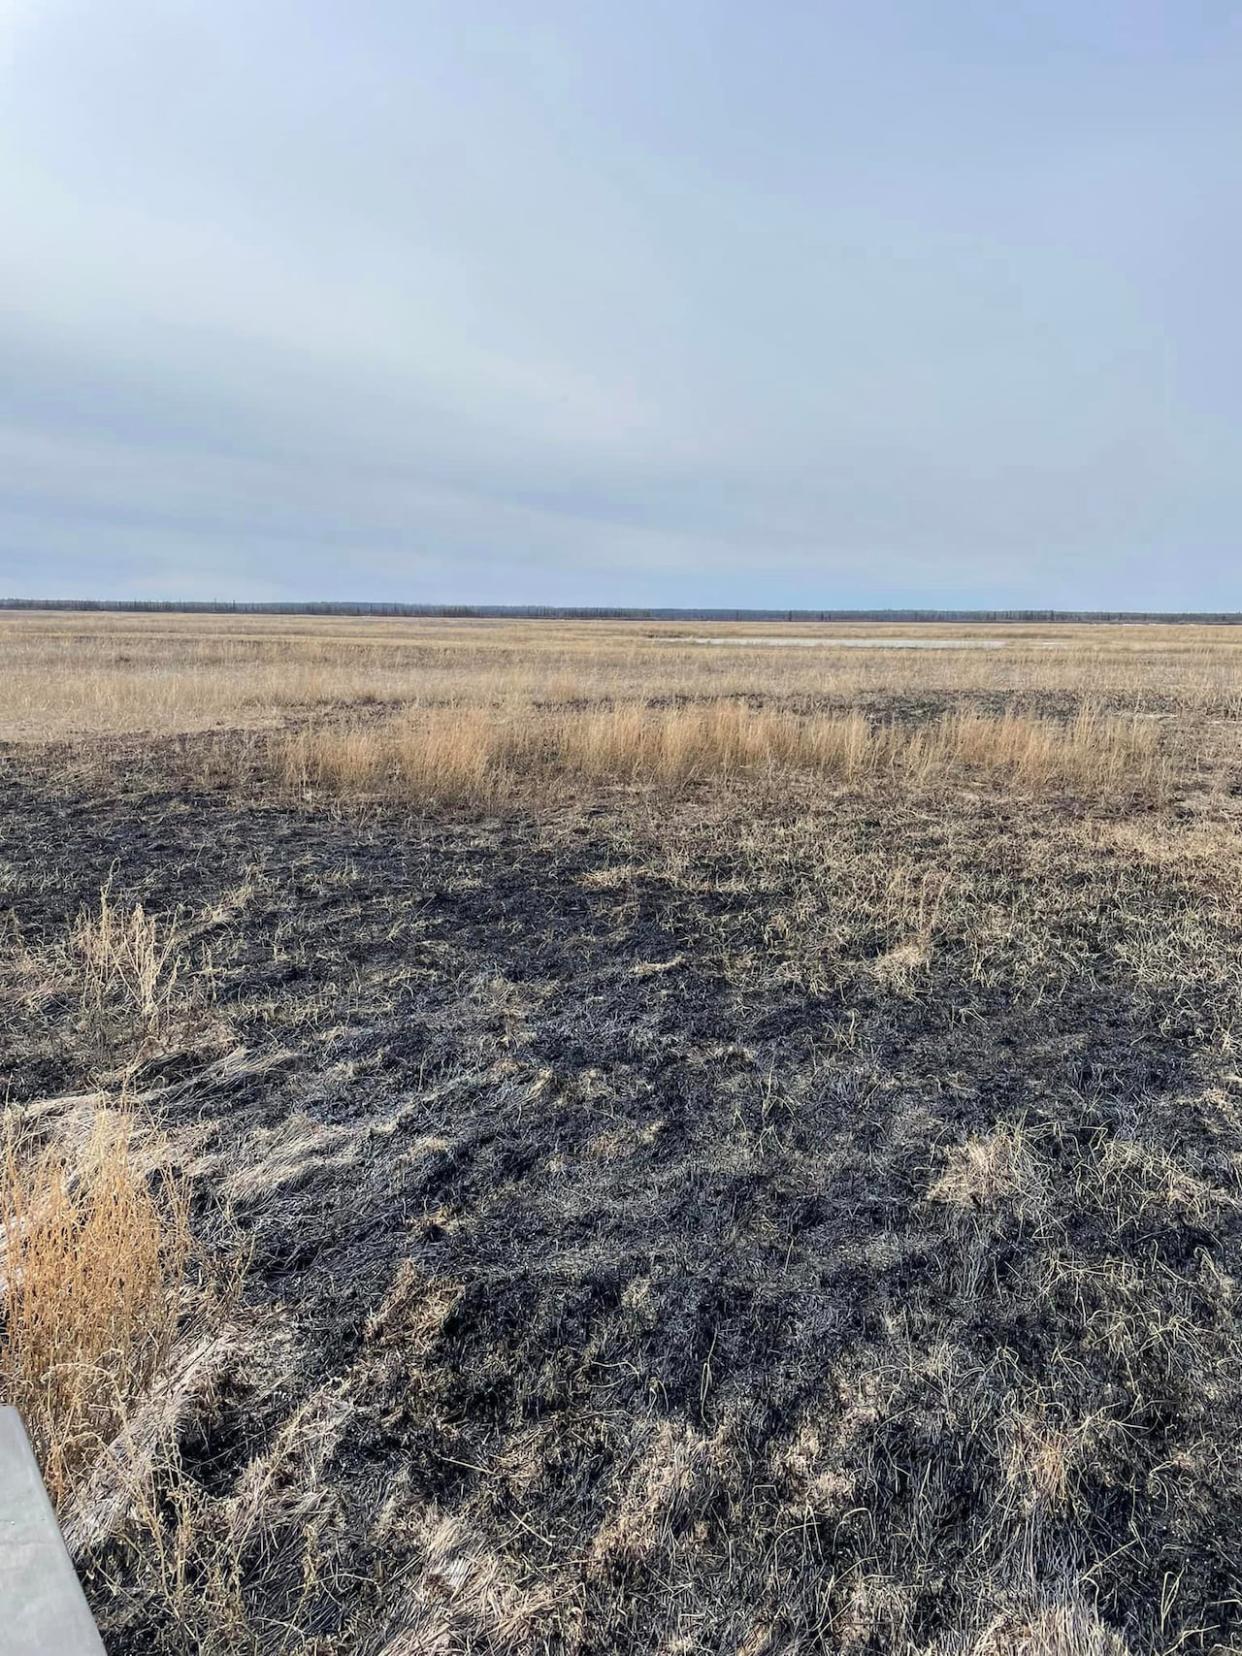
[
  {"x1": 279, "y1": 700, "x2": 1166, "y2": 804},
  {"x1": 0, "y1": 1108, "x2": 192, "y2": 1505},
  {"x1": 2, "y1": 610, "x2": 1242, "y2": 743},
  {"x1": 74, "y1": 884, "x2": 186, "y2": 1061}
]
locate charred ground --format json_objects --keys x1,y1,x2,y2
[{"x1": 3, "y1": 720, "x2": 1241, "y2": 1654}]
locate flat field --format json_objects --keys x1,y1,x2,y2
[{"x1": 2, "y1": 612, "x2": 1241, "y2": 1654}]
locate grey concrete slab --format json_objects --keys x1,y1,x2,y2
[{"x1": 0, "y1": 1407, "x2": 105, "y2": 1655}]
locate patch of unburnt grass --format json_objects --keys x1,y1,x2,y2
[{"x1": 275, "y1": 698, "x2": 1170, "y2": 809}]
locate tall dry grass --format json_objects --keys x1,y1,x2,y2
[
  {"x1": 280, "y1": 700, "x2": 1166, "y2": 805},
  {"x1": 0, "y1": 1109, "x2": 192, "y2": 1505},
  {"x1": 1, "y1": 886, "x2": 220, "y2": 1511},
  {"x1": 74, "y1": 884, "x2": 186, "y2": 1061}
]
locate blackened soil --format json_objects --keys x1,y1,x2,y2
[{"x1": 3, "y1": 755, "x2": 1241, "y2": 1654}]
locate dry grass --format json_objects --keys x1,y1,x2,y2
[
  {"x1": 0, "y1": 1106, "x2": 192, "y2": 1506},
  {"x1": 279, "y1": 699, "x2": 1167, "y2": 804},
  {"x1": 2, "y1": 610, "x2": 1242, "y2": 745},
  {"x1": 0, "y1": 610, "x2": 1220, "y2": 816},
  {"x1": 74, "y1": 883, "x2": 188, "y2": 1062}
]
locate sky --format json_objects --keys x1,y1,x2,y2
[{"x1": 2, "y1": 1, "x2": 1240, "y2": 609}]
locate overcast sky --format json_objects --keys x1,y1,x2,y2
[{"x1": 2, "y1": 2, "x2": 1240, "y2": 607}]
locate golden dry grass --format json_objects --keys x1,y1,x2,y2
[
  {"x1": 0, "y1": 1107, "x2": 192, "y2": 1506},
  {"x1": 279, "y1": 699, "x2": 1167, "y2": 803}
]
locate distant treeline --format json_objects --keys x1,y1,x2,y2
[{"x1": 3, "y1": 599, "x2": 1240, "y2": 624}]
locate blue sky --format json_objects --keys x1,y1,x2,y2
[{"x1": 2, "y1": 1, "x2": 1240, "y2": 607}]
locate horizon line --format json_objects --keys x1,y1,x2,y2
[{"x1": 3, "y1": 599, "x2": 1242, "y2": 624}]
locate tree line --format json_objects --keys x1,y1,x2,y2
[{"x1": 3, "y1": 599, "x2": 1240, "y2": 623}]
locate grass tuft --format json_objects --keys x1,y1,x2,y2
[{"x1": 0, "y1": 1107, "x2": 192, "y2": 1505}]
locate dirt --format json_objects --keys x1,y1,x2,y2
[{"x1": 3, "y1": 750, "x2": 1241, "y2": 1654}]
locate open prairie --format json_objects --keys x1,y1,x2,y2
[{"x1": 3, "y1": 611, "x2": 1242, "y2": 1654}]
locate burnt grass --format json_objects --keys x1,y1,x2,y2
[{"x1": 3, "y1": 744, "x2": 1242, "y2": 1654}]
